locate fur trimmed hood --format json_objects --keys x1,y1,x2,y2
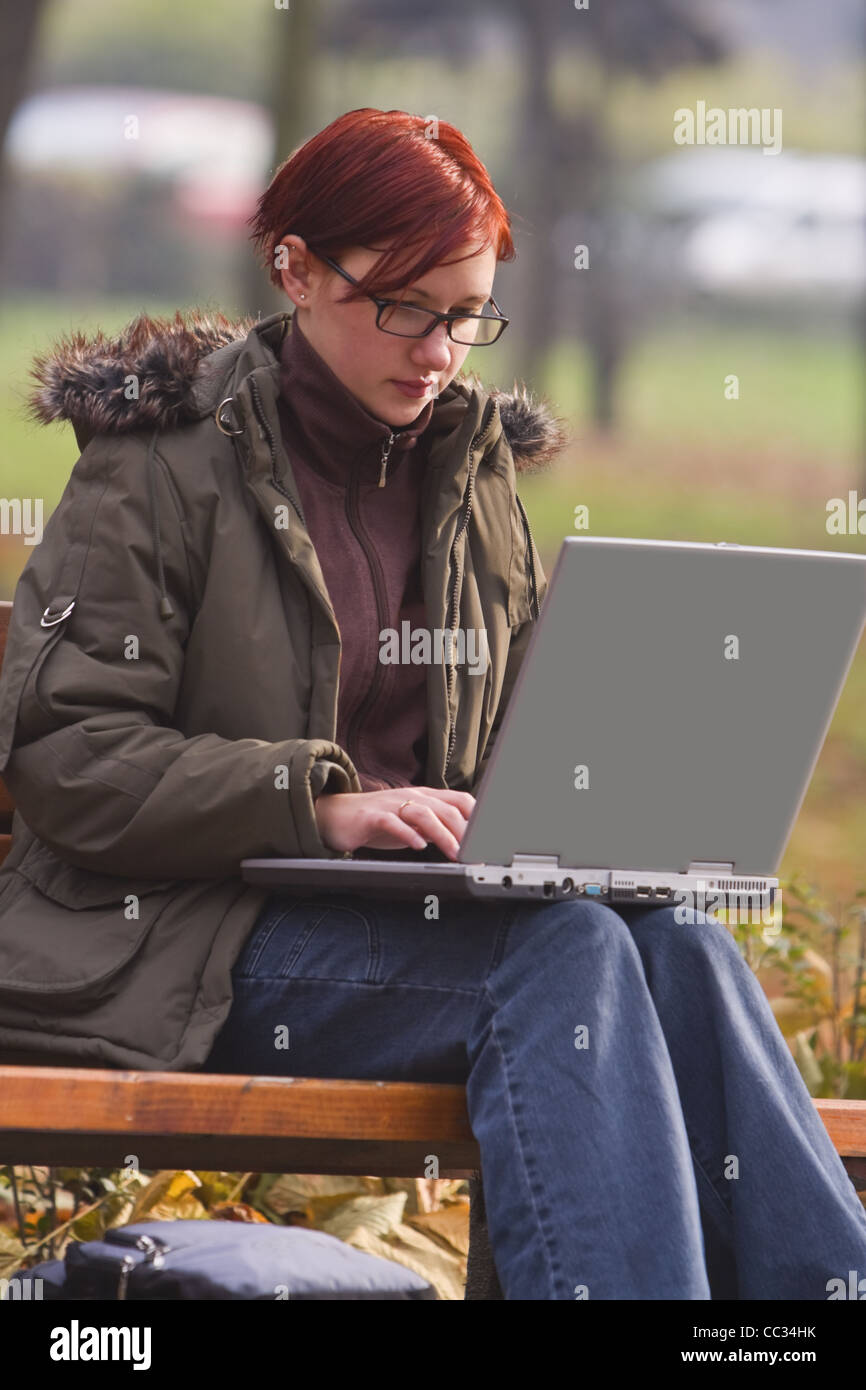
[{"x1": 23, "y1": 308, "x2": 570, "y2": 473}]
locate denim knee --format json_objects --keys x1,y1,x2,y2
[
  {"x1": 624, "y1": 902, "x2": 749, "y2": 971},
  {"x1": 500, "y1": 896, "x2": 646, "y2": 967}
]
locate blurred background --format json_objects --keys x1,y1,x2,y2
[{"x1": 0, "y1": 0, "x2": 864, "y2": 905}]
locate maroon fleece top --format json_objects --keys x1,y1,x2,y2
[{"x1": 275, "y1": 315, "x2": 436, "y2": 793}]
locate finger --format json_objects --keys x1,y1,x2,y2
[
  {"x1": 417, "y1": 788, "x2": 476, "y2": 818},
  {"x1": 401, "y1": 794, "x2": 471, "y2": 843},
  {"x1": 398, "y1": 803, "x2": 461, "y2": 861},
  {"x1": 412, "y1": 797, "x2": 468, "y2": 843},
  {"x1": 378, "y1": 812, "x2": 429, "y2": 852}
]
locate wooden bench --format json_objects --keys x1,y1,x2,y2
[{"x1": 0, "y1": 597, "x2": 864, "y2": 1298}]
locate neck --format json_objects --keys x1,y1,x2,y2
[{"x1": 275, "y1": 314, "x2": 434, "y2": 486}]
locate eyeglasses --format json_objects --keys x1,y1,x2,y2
[{"x1": 308, "y1": 250, "x2": 509, "y2": 346}]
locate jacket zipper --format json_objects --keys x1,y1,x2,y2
[
  {"x1": 249, "y1": 378, "x2": 307, "y2": 527},
  {"x1": 343, "y1": 448, "x2": 398, "y2": 784},
  {"x1": 442, "y1": 398, "x2": 498, "y2": 776}
]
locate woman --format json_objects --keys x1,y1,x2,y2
[{"x1": 1, "y1": 109, "x2": 865, "y2": 1300}]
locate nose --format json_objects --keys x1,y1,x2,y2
[{"x1": 409, "y1": 321, "x2": 453, "y2": 375}]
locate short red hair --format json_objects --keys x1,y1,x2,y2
[{"x1": 248, "y1": 108, "x2": 515, "y2": 301}]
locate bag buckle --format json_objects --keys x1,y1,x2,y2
[
  {"x1": 115, "y1": 1233, "x2": 170, "y2": 1300},
  {"x1": 40, "y1": 600, "x2": 75, "y2": 628}
]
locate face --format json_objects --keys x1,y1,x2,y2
[{"x1": 276, "y1": 235, "x2": 498, "y2": 426}]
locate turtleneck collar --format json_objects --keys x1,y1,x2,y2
[{"x1": 276, "y1": 312, "x2": 434, "y2": 487}]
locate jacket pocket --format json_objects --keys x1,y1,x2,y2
[{"x1": 0, "y1": 836, "x2": 176, "y2": 1007}]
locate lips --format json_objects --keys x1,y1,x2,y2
[{"x1": 391, "y1": 378, "x2": 435, "y2": 399}]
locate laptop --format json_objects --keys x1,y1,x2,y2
[{"x1": 241, "y1": 536, "x2": 866, "y2": 911}]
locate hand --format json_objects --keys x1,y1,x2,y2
[{"x1": 313, "y1": 787, "x2": 476, "y2": 861}]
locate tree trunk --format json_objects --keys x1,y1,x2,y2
[
  {"x1": 511, "y1": 0, "x2": 560, "y2": 391},
  {"x1": 237, "y1": 1, "x2": 317, "y2": 318},
  {"x1": 0, "y1": 0, "x2": 49, "y2": 265}
]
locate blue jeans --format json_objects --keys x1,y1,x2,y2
[{"x1": 201, "y1": 892, "x2": 866, "y2": 1300}]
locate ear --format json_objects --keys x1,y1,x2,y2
[{"x1": 275, "y1": 237, "x2": 313, "y2": 305}]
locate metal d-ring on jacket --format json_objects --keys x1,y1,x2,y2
[{"x1": 0, "y1": 309, "x2": 567, "y2": 1071}]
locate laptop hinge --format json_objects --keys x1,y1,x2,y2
[
  {"x1": 511, "y1": 854, "x2": 560, "y2": 868},
  {"x1": 687, "y1": 861, "x2": 734, "y2": 874}
]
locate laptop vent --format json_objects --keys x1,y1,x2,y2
[{"x1": 611, "y1": 883, "x2": 634, "y2": 899}]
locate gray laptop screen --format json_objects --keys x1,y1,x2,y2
[{"x1": 460, "y1": 538, "x2": 866, "y2": 875}]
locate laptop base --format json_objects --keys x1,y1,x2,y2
[{"x1": 241, "y1": 856, "x2": 778, "y2": 916}]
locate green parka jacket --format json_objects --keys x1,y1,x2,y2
[{"x1": 0, "y1": 308, "x2": 567, "y2": 1070}]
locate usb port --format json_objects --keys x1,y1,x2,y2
[
  {"x1": 654, "y1": 886, "x2": 671, "y2": 899},
  {"x1": 636, "y1": 886, "x2": 653, "y2": 897}
]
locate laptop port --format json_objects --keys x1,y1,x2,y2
[
  {"x1": 584, "y1": 884, "x2": 603, "y2": 896},
  {"x1": 562, "y1": 878, "x2": 574, "y2": 894},
  {"x1": 636, "y1": 886, "x2": 653, "y2": 897},
  {"x1": 543, "y1": 881, "x2": 555, "y2": 897},
  {"x1": 654, "y1": 886, "x2": 672, "y2": 899},
  {"x1": 502, "y1": 875, "x2": 513, "y2": 889}
]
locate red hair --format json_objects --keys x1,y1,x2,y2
[{"x1": 248, "y1": 108, "x2": 515, "y2": 303}]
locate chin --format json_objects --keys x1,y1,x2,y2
[{"x1": 373, "y1": 392, "x2": 428, "y2": 427}]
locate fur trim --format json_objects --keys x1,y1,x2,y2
[
  {"x1": 25, "y1": 310, "x2": 255, "y2": 444},
  {"x1": 24, "y1": 309, "x2": 569, "y2": 471},
  {"x1": 490, "y1": 381, "x2": 570, "y2": 474}
]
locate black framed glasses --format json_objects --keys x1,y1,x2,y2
[{"x1": 310, "y1": 251, "x2": 510, "y2": 346}]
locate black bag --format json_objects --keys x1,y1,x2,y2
[{"x1": 19, "y1": 1220, "x2": 437, "y2": 1300}]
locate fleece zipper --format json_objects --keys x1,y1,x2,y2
[
  {"x1": 343, "y1": 435, "x2": 401, "y2": 786},
  {"x1": 246, "y1": 382, "x2": 534, "y2": 785}
]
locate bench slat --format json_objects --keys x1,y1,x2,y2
[
  {"x1": 813, "y1": 1099, "x2": 866, "y2": 1159},
  {"x1": 0, "y1": 1067, "x2": 480, "y2": 1176},
  {"x1": 0, "y1": 1131, "x2": 479, "y2": 1177},
  {"x1": 0, "y1": 1068, "x2": 474, "y2": 1141},
  {"x1": 0, "y1": 1068, "x2": 864, "y2": 1185}
]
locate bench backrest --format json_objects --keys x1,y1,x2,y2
[{"x1": 0, "y1": 600, "x2": 15, "y2": 865}]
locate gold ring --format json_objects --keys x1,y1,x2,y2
[{"x1": 398, "y1": 800, "x2": 416, "y2": 815}]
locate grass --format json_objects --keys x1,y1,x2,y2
[{"x1": 545, "y1": 324, "x2": 865, "y2": 463}]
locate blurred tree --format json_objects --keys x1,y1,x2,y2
[
  {"x1": 325, "y1": 0, "x2": 727, "y2": 430},
  {"x1": 238, "y1": 2, "x2": 319, "y2": 319},
  {"x1": 0, "y1": 0, "x2": 47, "y2": 153},
  {"x1": 0, "y1": 0, "x2": 49, "y2": 261}
]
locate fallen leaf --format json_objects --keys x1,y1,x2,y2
[
  {"x1": 320, "y1": 1192, "x2": 408, "y2": 1244},
  {"x1": 405, "y1": 1201, "x2": 471, "y2": 1257},
  {"x1": 210, "y1": 1204, "x2": 269, "y2": 1223}
]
